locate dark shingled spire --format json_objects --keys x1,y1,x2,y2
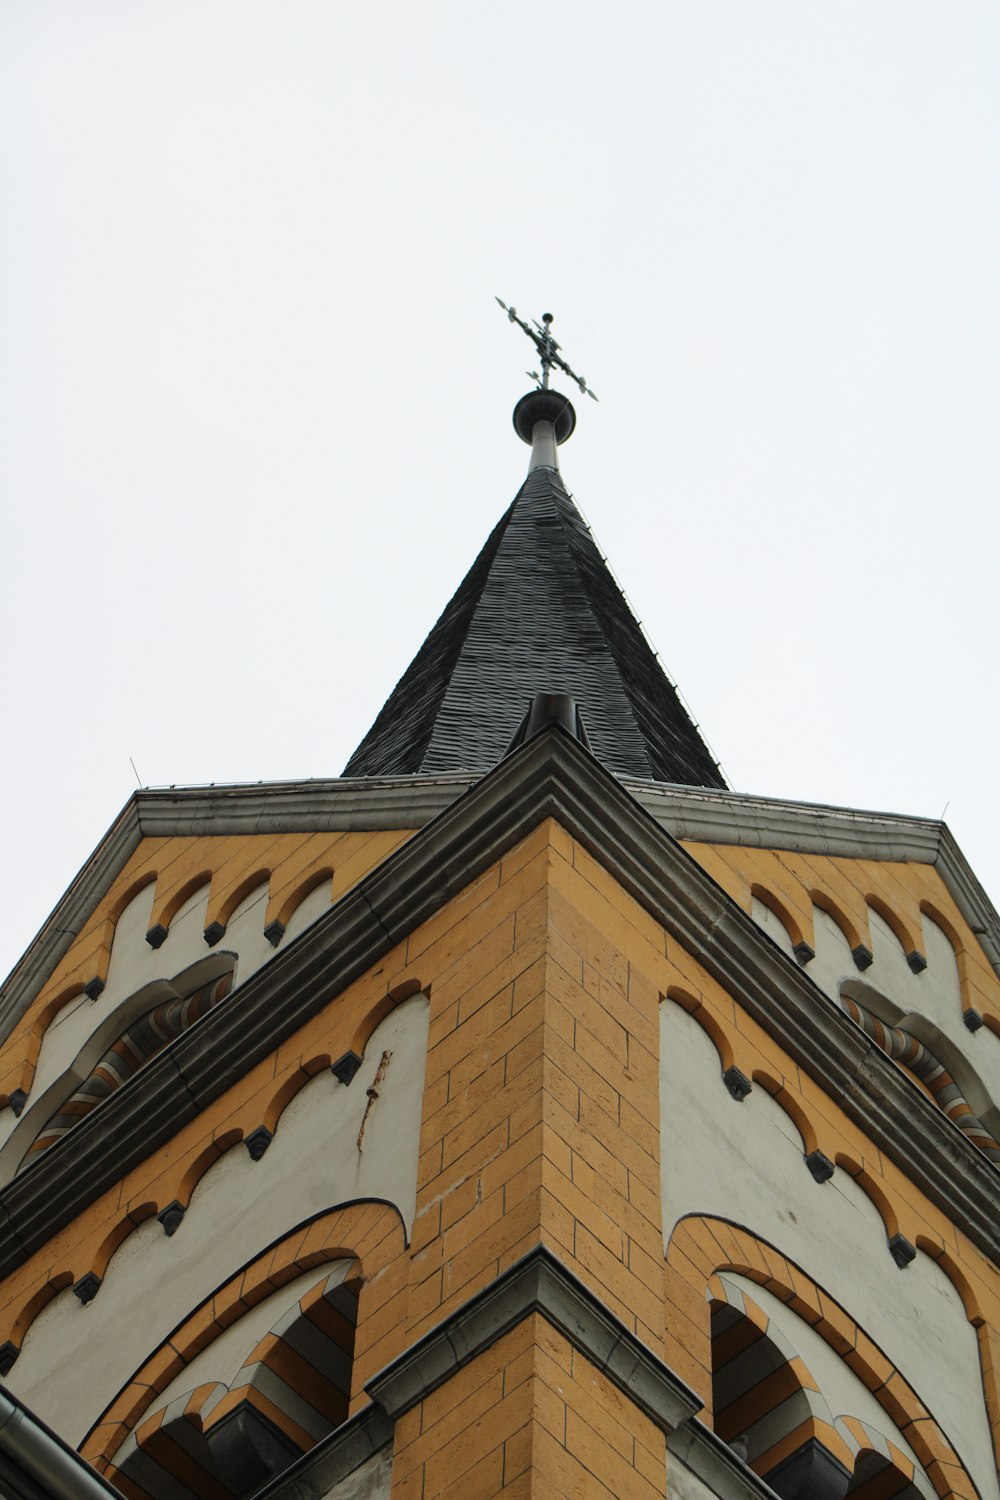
[{"x1": 343, "y1": 464, "x2": 725, "y2": 787}]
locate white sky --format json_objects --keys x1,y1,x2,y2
[{"x1": 1, "y1": 2, "x2": 998, "y2": 981}]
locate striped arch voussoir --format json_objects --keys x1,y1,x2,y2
[
  {"x1": 709, "y1": 1271, "x2": 851, "y2": 1479},
  {"x1": 81, "y1": 1199, "x2": 405, "y2": 1472},
  {"x1": 669, "y1": 1216, "x2": 980, "y2": 1500}
]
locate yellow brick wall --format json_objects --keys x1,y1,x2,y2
[
  {"x1": 1, "y1": 815, "x2": 997, "y2": 1496},
  {"x1": 389, "y1": 1314, "x2": 666, "y2": 1500}
]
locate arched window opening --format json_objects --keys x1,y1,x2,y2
[
  {"x1": 710, "y1": 1297, "x2": 848, "y2": 1500},
  {"x1": 839, "y1": 990, "x2": 1000, "y2": 1164},
  {"x1": 844, "y1": 1449, "x2": 925, "y2": 1499},
  {"x1": 108, "y1": 1267, "x2": 359, "y2": 1499},
  {"x1": 21, "y1": 965, "x2": 234, "y2": 1168}
]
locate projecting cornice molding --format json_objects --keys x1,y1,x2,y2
[
  {"x1": 367, "y1": 1245, "x2": 701, "y2": 1431},
  {"x1": 0, "y1": 729, "x2": 998, "y2": 1281},
  {"x1": 5, "y1": 766, "x2": 999, "y2": 1046}
]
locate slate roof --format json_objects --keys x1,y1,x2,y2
[{"x1": 343, "y1": 464, "x2": 726, "y2": 787}]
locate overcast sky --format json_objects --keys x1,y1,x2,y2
[{"x1": 2, "y1": 1, "x2": 998, "y2": 980}]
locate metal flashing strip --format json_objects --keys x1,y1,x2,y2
[
  {"x1": 251, "y1": 1404, "x2": 393, "y2": 1500},
  {"x1": 366, "y1": 1245, "x2": 701, "y2": 1434},
  {"x1": 0, "y1": 730, "x2": 997, "y2": 1275},
  {"x1": 0, "y1": 1386, "x2": 125, "y2": 1500},
  {"x1": 668, "y1": 1420, "x2": 784, "y2": 1500}
]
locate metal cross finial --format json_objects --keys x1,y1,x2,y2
[{"x1": 495, "y1": 298, "x2": 598, "y2": 401}]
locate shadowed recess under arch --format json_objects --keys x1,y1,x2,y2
[
  {"x1": 839, "y1": 992, "x2": 1000, "y2": 1163},
  {"x1": 105, "y1": 1264, "x2": 360, "y2": 1500},
  {"x1": 20, "y1": 969, "x2": 234, "y2": 1169}
]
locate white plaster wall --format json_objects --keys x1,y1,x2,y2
[
  {"x1": 0, "y1": 874, "x2": 340, "y2": 1178},
  {"x1": 750, "y1": 897, "x2": 1000, "y2": 1150},
  {"x1": 659, "y1": 1000, "x2": 998, "y2": 1500},
  {"x1": 282, "y1": 879, "x2": 335, "y2": 946},
  {"x1": 804, "y1": 906, "x2": 859, "y2": 1008},
  {"x1": 223, "y1": 879, "x2": 275, "y2": 987},
  {"x1": 7, "y1": 995, "x2": 429, "y2": 1446},
  {"x1": 749, "y1": 897, "x2": 796, "y2": 962},
  {"x1": 721, "y1": 1274, "x2": 931, "y2": 1492}
]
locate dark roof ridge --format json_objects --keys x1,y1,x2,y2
[{"x1": 530, "y1": 466, "x2": 725, "y2": 787}]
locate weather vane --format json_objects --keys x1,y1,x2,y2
[{"x1": 495, "y1": 299, "x2": 598, "y2": 402}]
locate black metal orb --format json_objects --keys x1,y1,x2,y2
[{"x1": 512, "y1": 389, "x2": 577, "y2": 446}]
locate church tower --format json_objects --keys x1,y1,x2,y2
[{"x1": 0, "y1": 314, "x2": 998, "y2": 1500}]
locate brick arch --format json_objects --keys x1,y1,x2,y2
[
  {"x1": 14, "y1": 878, "x2": 160, "y2": 1080},
  {"x1": 258, "y1": 983, "x2": 426, "y2": 1138},
  {"x1": 105, "y1": 1266, "x2": 361, "y2": 1500},
  {"x1": 751, "y1": 884, "x2": 807, "y2": 949},
  {"x1": 751, "y1": 1070, "x2": 817, "y2": 1154},
  {"x1": 2, "y1": 1272, "x2": 73, "y2": 1365},
  {"x1": 833, "y1": 1154, "x2": 901, "y2": 1241},
  {"x1": 268, "y1": 867, "x2": 334, "y2": 931},
  {"x1": 664, "y1": 987, "x2": 735, "y2": 1072},
  {"x1": 262, "y1": 1054, "x2": 332, "y2": 1134},
  {"x1": 81, "y1": 1198, "x2": 407, "y2": 1472},
  {"x1": 177, "y1": 1129, "x2": 245, "y2": 1205},
  {"x1": 838, "y1": 992, "x2": 1000, "y2": 1165},
  {"x1": 151, "y1": 873, "x2": 213, "y2": 937},
  {"x1": 865, "y1": 897, "x2": 919, "y2": 962},
  {"x1": 667, "y1": 1216, "x2": 981, "y2": 1499},
  {"x1": 810, "y1": 890, "x2": 865, "y2": 954},
  {"x1": 18, "y1": 969, "x2": 235, "y2": 1169},
  {"x1": 837, "y1": 1416, "x2": 933, "y2": 1500},
  {"x1": 206, "y1": 870, "x2": 272, "y2": 936},
  {"x1": 348, "y1": 979, "x2": 426, "y2": 1062},
  {"x1": 708, "y1": 1271, "x2": 852, "y2": 1483},
  {"x1": 94, "y1": 1204, "x2": 159, "y2": 1281}
]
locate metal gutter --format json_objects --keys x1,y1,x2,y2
[{"x1": 0, "y1": 1386, "x2": 124, "y2": 1499}]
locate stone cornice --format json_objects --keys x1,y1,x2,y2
[
  {"x1": 667, "y1": 1420, "x2": 783, "y2": 1500},
  {"x1": 366, "y1": 1245, "x2": 701, "y2": 1433},
  {"x1": 5, "y1": 765, "x2": 1000, "y2": 1047},
  {"x1": 623, "y1": 779, "x2": 1000, "y2": 977},
  {"x1": 252, "y1": 1404, "x2": 392, "y2": 1500},
  {"x1": 0, "y1": 730, "x2": 997, "y2": 1276}
]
